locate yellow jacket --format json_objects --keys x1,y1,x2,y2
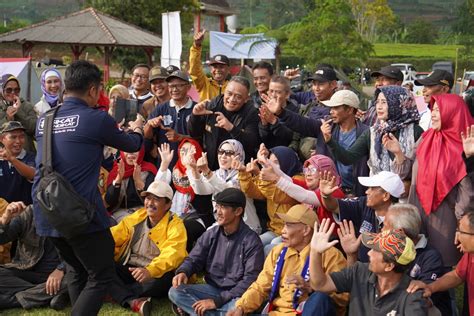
[
  {"x1": 239, "y1": 172, "x2": 303, "y2": 235},
  {"x1": 110, "y1": 209, "x2": 187, "y2": 278},
  {"x1": 235, "y1": 244, "x2": 349, "y2": 316},
  {"x1": 189, "y1": 44, "x2": 228, "y2": 101}
]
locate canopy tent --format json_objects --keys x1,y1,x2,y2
[
  {"x1": 0, "y1": 7, "x2": 162, "y2": 82},
  {"x1": 209, "y1": 31, "x2": 277, "y2": 60},
  {"x1": 0, "y1": 58, "x2": 42, "y2": 104}
]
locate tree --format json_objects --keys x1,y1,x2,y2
[
  {"x1": 349, "y1": 0, "x2": 397, "y2": 43},
  {"x1": 404, "y1": 19, "x2": 438, "y2": 44},
  {"x1": 287, "y1": 0, "x2": 373, "y2": 68},
  {"x1": 85, "y1": 0, "x2": 197, "y2": 74}
]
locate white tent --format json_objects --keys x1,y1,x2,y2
[
  {"x1": 0, "y1": 58, "x2": 42, "y2": 104},
  {"x1": 210, "y1": 31, "x2": 277, "y2": 60}
]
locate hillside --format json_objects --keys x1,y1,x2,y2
[{"x1": 388, "y1": 0, "x2": 463, "y2": 25}]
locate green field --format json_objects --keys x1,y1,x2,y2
[{"x1": 373, "y1": 43, "x2": 463, "y2": 59}]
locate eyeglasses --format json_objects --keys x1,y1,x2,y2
[
  {"x1": 168, "y1": 83, "x2": 189, "y2": 90},
  {"x1": 217, "y1": 149, "x2": 235, "y2": 157},
  {"x1": 303, "y1": 166, "x2": 318, "y2": 175},
  {"x1": 456, "y1": 228, "x2": 474, "y2": 236},
  {"x1": 4, "y1": 87, "x2": 20, "y2": 94},
  {"x1": 132, "y1": 74, "x2": 149, "y2": 81}
]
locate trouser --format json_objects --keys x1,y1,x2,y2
[
  {"x1": 301, "y1": 291, "x2": 336, "y2": 316},
  {"x1": 0, "y1": 267, "x2": 49, "y2": 309},
  {"x1": 109, "y1": 263, "x2": 174, "y2": 306},
  {"x1": 50, "y1": 229, "x2": 123, "y2": 316},
  {"x1": 15, "y1": 278, "x2": 68, "y2": 310},
  {"x1": 168, "y1": 283, "x2": 236, "y2": 316}
]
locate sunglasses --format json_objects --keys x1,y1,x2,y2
[
  {"x1": 217, "y1": 149, "x2": 235, "y2": 157},
  {"x1": 4, "y1": 87, "x2": 20, "y2": 94}
]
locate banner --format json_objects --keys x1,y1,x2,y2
[
  {"x1": 161, "y1": 11, "x2": 182, "y2": 68},
  {"x1": 210, "y1": 31, "x2": 277, "y2": 60}
]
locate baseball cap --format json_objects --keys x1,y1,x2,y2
[
  {"x1": 321, "y1": 90, "x2": 360, "y2": 109},
  {"x1": 362, "y1": 229, "x2": 416, "y2": 265},
  {"x1": 140, "y1": 180, "x2": 174, "y2": 200},
  {"x1": 414, "y1": 70, "x2": 454, "y2": 89},
  {"x1": 214, "y1": 188, "x2": 246, "y2": 209},
  {"x1": 166, "y1": 70, "x2": 192, "y2": 83},
  {"x1": 149, "y1": 66, "x2": 168, "y2": 82},
  {"x1": 0, "y1": 74, "x2": 19, "y2": 91},
  {"x1": 307, "y1": 67, "x2": 338, "y2": 82},
  {"x1": 1, "y1": 121, "x2": 26, "y2": 134},
  {"x1": 371, "y1": 66, "x2": 404, "y2": 82},
  {"x1": 277, "y1": 204, "x2": 317, "y2": 228},
  {"x1": 358, "y1": 171, "x2": 404, "y2": 198},
  {"x1": 209, "y1": 54, "x2": 230, "y2": 66}
]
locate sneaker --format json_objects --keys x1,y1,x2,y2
[{"x1": 130, "y1": 297, "x2": 152, "y2": 316}]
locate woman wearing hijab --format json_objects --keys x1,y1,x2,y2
[
  {"x1": 400, "y1": 94, "x2": 474, "y2": 268},
  {"x1": 34, "y1": 68, "x2": 63, "y2": 116},
  {"x1": 105, "y1": 146, "x2": 157, "y2": 223},
  {"x1": 184, "y1": 139, "x2": 262, "y2": 234},
  {"x1": 324, "y1": 85, "x2": 423, "y2": 176},
  {"x1": 156, "y1": 139, "x2": 213, "y2": 251},
  {"x1": 0, "y1": 74, "x2": 37, "y2": 153},
  {"x1": 237, "y1": 145, "x2": 304, "y2": 253}
]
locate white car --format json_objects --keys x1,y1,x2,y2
[{"x1": 391, "y1": 63, "x2": 417, "y2": 81}]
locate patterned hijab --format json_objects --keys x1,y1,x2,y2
[
  {"x1": 416, "y1": 94, "x2": 474, "y2": 215},
  {"x1": 269, "y1": 146, "x2": 303, "y2": 177},
  {"x1": 215, "y1": 139, "x2": 245, "y2": 183},
  {"x1": 40, "y1": 68, "x2": 63, "y2": 107},
  {"x1": 173, "y1": 138, "x2": 203, "y2": 200}
]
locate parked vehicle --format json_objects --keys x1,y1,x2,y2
[
  {"x1": 391, "y1": 63, "x2": 417, "y2": 81},
  {"x1": 432, "y1": 61, "x2": 453, "y2": 74}
]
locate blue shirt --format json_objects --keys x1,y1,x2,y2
[
  {"x1": 0, "y1": 150, "x2": 35, "y2": 204},
  {"x1": 337, "y1": 128, "x2": 356, "y2": 188},
  {"x1": 337, "y1": 196, "x2": 382, "y2": 262},
  {"x1": 32, "y1": 97, "x2": 143, "y2": 237}
]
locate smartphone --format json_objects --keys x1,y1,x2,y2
[{"x1": 114, "y1": 98, "x2": 139, "y2": 125}]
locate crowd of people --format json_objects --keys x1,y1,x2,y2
[{"x1": 0, "y1": 29, "x2": 474, "y2": 316}]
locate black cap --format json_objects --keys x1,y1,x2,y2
[
  {"x1": 149, "y1": 66, "x2": 168, "y2": 82},
  {"x1": 165, "y1": 65, "x2": 180, "y2": 75},
  {"x1": 414, "y1": 70, "x2": 454, "y2": 89},
  {"x1": 1, "y1": 121, "x2": 25, "y2": 134},
  {"x1": 214, "y1": 188, "x2": 246, "y2": 208},
  {"x1": 371, "y1": 66, "x2": 404, "y2": 82},
  {"x1": 166, "y1": 70, "x2": 191, "y2": 83},
  {"x1": 307, "y1": 67, "x2": 338, "y2": 82},
  {"x1": 209, "y1": 54, "x2": 230, "y2": 66}
]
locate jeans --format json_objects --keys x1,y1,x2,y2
[
  {"x1": 50, "y1": 229, "x2": 124, "y2": 316},
  {"x1": 264, "y1": 236, "x2": 282, "y2": 257},
  {"x1": 168, "y1": 283, "x2": 237, "y2": 316},
  {"x1": 301, "y1": 291, "x2": 336, "y2": 316}
]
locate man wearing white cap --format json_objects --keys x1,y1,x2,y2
[
  {"x1": 319, "y1": 170, "x2": 405, "y2": 262},
  {"x1": 108, "y1": 180, "x2": 187, "y2": 314}
]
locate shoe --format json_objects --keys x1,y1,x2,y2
[
  {"x1": 50, "y1": 291, "x2": 70, "y2": 311},
  {"x1": 130, "y1": 297, "x2": 152, "y2": 316}
]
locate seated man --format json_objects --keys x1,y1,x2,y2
[
  {"x1": 109, "y1": 180, "x2": 187, "y2": 304},
  {"x1": 311, "y1": 219, "x2": 427, "y2": 316},
  {"x1": 227, "y1": 205, "x2": 348, "y2": 316},
  {"x1": 0, "y1": 201, "x2": 68, "y2": 310},
  {"x1": 0, "y1": 121, "x2": 35, "y2": 204},
  {"x1": 408, "y1": 211, "x2": 474, "y2": 316},
  {"x1": 169, "y1": 188, "x2": 264, "y2": 315}
]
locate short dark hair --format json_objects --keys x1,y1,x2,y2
[
  {"x1": 132, "y1": 63, "x2": 150, "y2": 73},
  {"x1": 342, "y1": 104, "x2": 358, "y2": 115},
  {"x1": 382, "y1": 253, "x2": 410, "y2": 274},
  {"x1": 465, "y1": 211, "x2": 474, "y2": 231},
  {"x1": 64, "y1": 60, "x2": 101, "y2": 94},
  {"x1": 270, "y1": 75, "x2": 290, "y2": 92},
  {"x1": 230, "y1": 76, "x2": 250, "y2": 91},
  {"x1": 390, "y1": 195, "x2": 399, "y2": 204},
  {"x1": 252, "y1": 61, "x2": 274, "y2": 76}
]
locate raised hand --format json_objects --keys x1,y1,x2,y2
[
  {"x1": 231, "y1": 155, "x2": 246, "y2": 172},
  {"x1": 246, "y1": 158, "x2": 260, "y2": 176},
  {"x1": 337, "y1": 220, "x2": 361, "y2": 256},
  {"x1": 163, "y1": 127, "x2": 182, "y2": 142},
  {"x1": 259, "y1": 105, "x2": 277, "y2": 125},
  {"x1": 6, "y1": 106, "x2": 17, "y2": 121},
  {"x1": 311, "y1": 218, "x2": 339, "y2": 253},
  {"x1": 318, "y1": 171, "x2": 339, "y2": 196},
  {"x1": 283, "y1": 68, "x2": 300, "y2": 81},
  {"x1": 260, "y1": 158, "x2": 279, "y2": 182},
  {"x1": 214, "y1": 112, "x2": 233, "y2": 131},
  {"x1": 320, "y1": 118, "x2": 333, "y2": 143},
  {"x1": 256, "y1": 143, "x2": 269, "y2": 164},
  {"x1": 132, "y1": 163, "x2": 144, "y2": 191},
  {"x1": 461, "y1": 125, "x2": 474, "y2": 158},
  {"x1": 194, "y1": 29, "x2": 206, "y2": 47},
  {"x1": 147, "y1": 116, "x2": 163, "y2": 128},
  {"x1": 158, "y1": 143, "x2": 174, "y2": 169},
  {"x1": 1, "y1": 201, "x2": 26, "y2": 225},
  {"x1": 196, "y1": 152, "x2": 210, "y2": 174},
  {"x1": 193, "y1": 100, "x2": 212, "y2": 116},
  {"x1": 114, "y1": 159, "x2": 125, "y2": 183},
  {"x1": 382, "y1": 133, "x2": 402, "y2": 154}
]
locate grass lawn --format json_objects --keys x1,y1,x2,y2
[
  {"x1": 2, "y1": 298, "x2": 174, "y2": 316},
  {"x1": 373, "y1": 43, "x2": 463, "y2": 59}
]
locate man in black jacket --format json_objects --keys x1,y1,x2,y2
[{"x1": 187, "y1": 76, "x2": 260, "y2": 170}]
